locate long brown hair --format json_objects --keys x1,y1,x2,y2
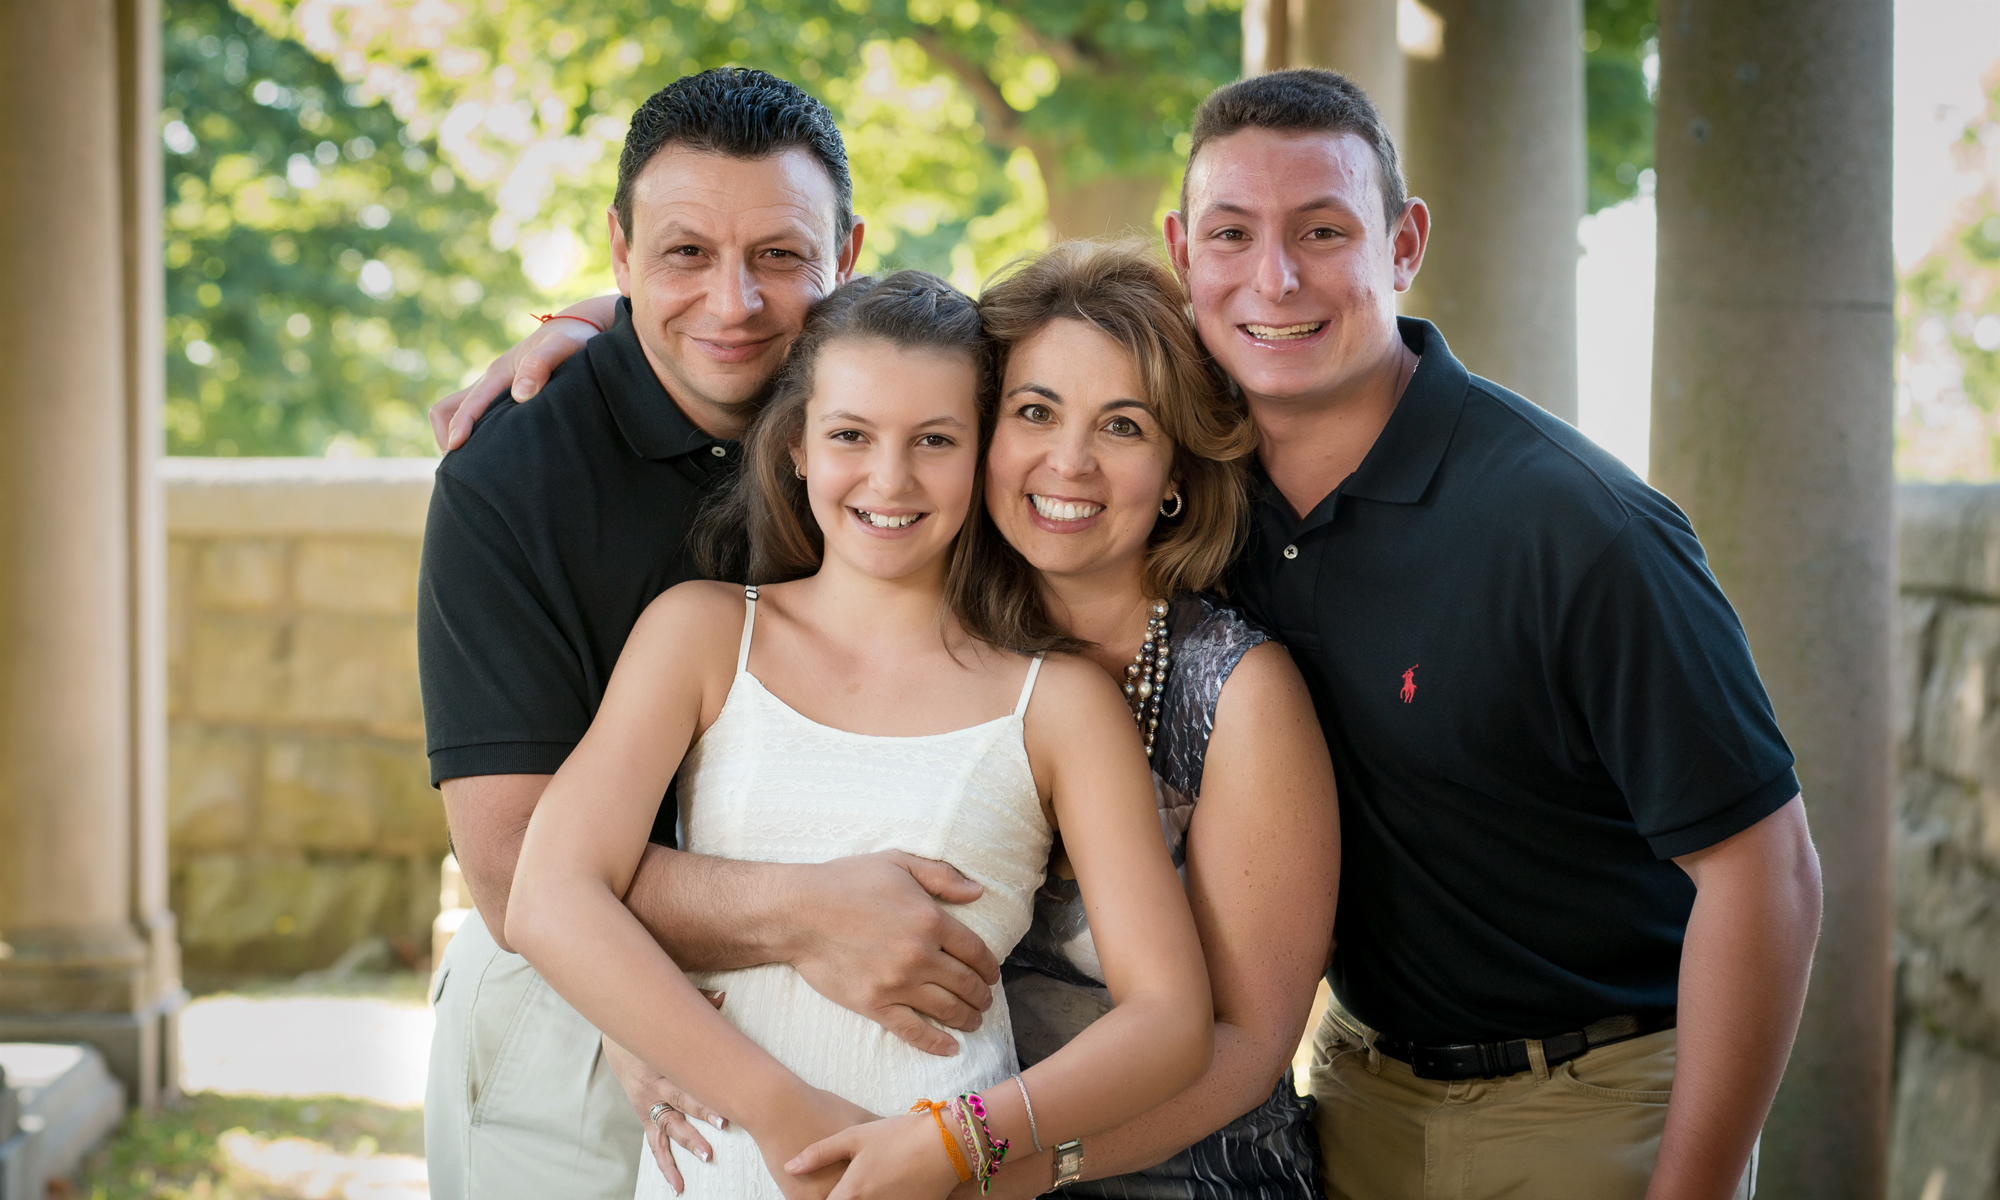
[
  {"x1": 977, "y1": 238, "x2": 1257, "y2": 599},
  {"x1": 697, "y1": 271, "x2": 1079, "y2": 655}
]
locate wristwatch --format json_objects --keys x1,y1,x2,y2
[{"x1": 1052, "y1": 1139, "x2": 1083, "y2": 1188}]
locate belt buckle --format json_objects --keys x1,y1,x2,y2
[
  {"x1": 1410, "y1": 1043, "x2": 1478, "y2": 1080},
  {"x1": 1412, "y1": 1040, "x2": 1524, "y2": 1080}
]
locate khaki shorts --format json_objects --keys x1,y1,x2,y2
[
  {"x1": 424, "y1": 910, "x2": 642, "y2": 1200},
  {"x1": 1307, "y1": 1005, "x2": 1755, "y2": 1200}
]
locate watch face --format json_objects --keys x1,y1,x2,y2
[{"x1": 1053, "y1": 1139, "x2": 1083, "y2": 1186}]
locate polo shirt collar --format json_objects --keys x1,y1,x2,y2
[
  {"x1": 1338, "y1": 317, "x2": 1469, "y2": 505},
  {"x1": 588, "y1": 297, "x2": 727, "y2": 461}
]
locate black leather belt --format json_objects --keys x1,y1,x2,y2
[{"x1": 1374, "y1": 1011, "x2": 1677, "y2": 1081}]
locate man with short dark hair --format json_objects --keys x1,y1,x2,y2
[
  {"x1": 417, "y1": 68, "x2": 1016, "y2": 1200},
  {"x1": 1166, "y1": 69, "x2": 1819, "y2": 1199}
]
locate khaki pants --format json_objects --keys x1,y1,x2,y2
[
  {"x1": 425, "y1": 910, "x2": 642, "y2": 1200},
  {"x1": 1307, "y1": 1006, "x2": 1755, "y2": 1200}
]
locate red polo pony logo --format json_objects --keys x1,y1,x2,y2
[{"x1": 1400, "y1": 664, "x2": 1419, "y2": 704}]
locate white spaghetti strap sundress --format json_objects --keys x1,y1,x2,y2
[{"x1": 634, "y1": 586, "x2": 1052, "y2": 1200}]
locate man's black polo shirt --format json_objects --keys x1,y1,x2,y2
[
  {"x1": 1231, "y1": 318, "x2": 1799, "y2": 1046},
  {"x1": 417, "y1": 298, "x2": 740, "y2": 845}
]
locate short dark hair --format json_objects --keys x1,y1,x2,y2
[
  {"x1": 1182, "y1": 68, "x2": 1406, "y2": 231},
  {"x1": 615, "y1": 67, "x2": 853, "y2": 244}
]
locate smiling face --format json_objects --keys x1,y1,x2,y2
[
  {"x1": 794, "y1": 339, "x2": 983, "y2": 585},
  {"x1": 986, "y1": 319, "x2": 1177, "y2": 593},
  {"x1": 610, "y1": 145, "x2": 862, "y2": 436},
  {"x1": 1167, "y1": 126, "x2": 1423, "y2": 410}
]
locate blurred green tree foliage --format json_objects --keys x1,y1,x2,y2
[
  {"x1": 181, "y1": 0, "x2": 1660, "y2": 455},
  {"x1": 165, "y1": 0, "x2": 534, "y2": 455},
  {"x1": 235, "y1": 0, "x2": 1248, "y2": 293},
  {"x1": 1583, "y1": 0, "x2": 1658, "y2": 213},
  {"x1": 1897, "y1": 66, "x2": 2000, "y2": 479}
]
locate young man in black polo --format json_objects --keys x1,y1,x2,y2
[
  {"x1": 1164, "y1": 71, "x2": 1822, "y2": 1199},
  {"x1": 416, "y1": 70, "x2": 1015, "y2": 1200}
]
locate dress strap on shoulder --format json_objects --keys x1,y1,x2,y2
[
  {"x1": 1013, "y1": 653, "x2": 1045, "y2": 719},
  {"x1": 736, "y1": 585, "x2": 759, "y2": 674}
]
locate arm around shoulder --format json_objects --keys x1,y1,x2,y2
[{"x1": 430, "y1": 293, "x2": 619, "y2": 451}]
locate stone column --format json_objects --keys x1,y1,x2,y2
[
  {"x1": 120, "y1": 0, "x2": 182, "y2": 1107},
  {"x1": 0, "y1": 0, "x2": 179, "y2": 1111},
  {"x1": 1242, "y1": 0, "x2": 1403, "y2": 143},
  {"x1": 1400, "y1": 0, "x2": 1583, "y2": 422},
  {"x1": 1288, "y1": 0, "x2": 1404, "y2": 143},
  {"x1": 1242, "y1": 0, "x2": 1289, "y2": 79},
  {"x1": 1649, "y1": 2, "x2": 1895, "y2": 1197}
]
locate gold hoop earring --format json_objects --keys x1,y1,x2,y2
[
  {"x1": 1159, "y1": 491, "x2": 1183, "y2": 518},
  {"x1": 793, "y1": 463, "x2": 805, "y2": 481}
]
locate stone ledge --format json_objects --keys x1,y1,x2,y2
[
  {"x1": 164, "y1": 457, "x2": 437, "y2": 539},
  {"x1": 1900, "y1": 483, "x2": 2000, "y2": 600},
  {"x1": 0, "y1": 1044, "x2": 123, "y2": 1200}
]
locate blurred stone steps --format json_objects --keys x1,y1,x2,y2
[{"x1": 0, "y1": 1044, "x2": 124, "y2": 1200}]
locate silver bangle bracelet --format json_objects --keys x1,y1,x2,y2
[{"x1": 1012, "y1": 1073, "x2": 1043, "y2": 1154}]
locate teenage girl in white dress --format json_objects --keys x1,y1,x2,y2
[{"x1": 507, "y1": 272, "x2": 1213, "y2": 1200}]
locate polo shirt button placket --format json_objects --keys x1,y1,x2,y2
[
  {"x1": 1283, "y1": 544, "x2": 1299, "y2": 560},
  {"x1": 710, "y1": 445, "x2": 727, "y2": 457}
]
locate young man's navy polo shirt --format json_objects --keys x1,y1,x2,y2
[
  {"x1": 417, "y1": 298, "x2": 741, "y2": 845},
  {"x1": 1231, "y1": 317, "x2": 1800, "y2": 1046}
]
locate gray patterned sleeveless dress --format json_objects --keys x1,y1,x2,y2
[{"x1": 1002, "y1": 593, "x2": 1321, "y2": 1199}]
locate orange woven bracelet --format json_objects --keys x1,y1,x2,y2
[{"x1": 910, "y1": 1099, "x2": 973, "y2": 1182}]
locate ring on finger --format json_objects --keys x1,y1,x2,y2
[{"x1": 648, "y1": 1100, "x2": 679, "y2": 1127}]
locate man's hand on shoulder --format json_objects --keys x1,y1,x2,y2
[
  {"x1": 429, "y1": 294, "x2": 617, "y2": 451},
  {"x1": 782, "y1": 850, "x2": 1000, "y2": 1058}
]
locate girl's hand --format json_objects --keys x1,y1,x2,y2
[
  {"x1": 753, "y1": 1087, "x2": 881, "y2": 1200},
  {"x1": 600, "y1": 993, "x2": 728, "y2": 1194},
  {"x1": 786, "y1": 1110, "x2": 967, "y2": 1200}
]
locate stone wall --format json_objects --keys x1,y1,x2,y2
[
  {"x1": 164, "y1": 458, "x2": 443, "y2": 976},
  {"x1": 1891, "y1": 484, "x2": 2000, "y2": 1200}
]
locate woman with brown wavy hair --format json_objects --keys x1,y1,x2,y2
[{"x1": 972, "y1": 239, "x2": 1339, "y2": 1200}]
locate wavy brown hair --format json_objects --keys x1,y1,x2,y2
[
  {"x1": 976, "y1": 239, "x2": 1257, "y2": 600},
  {"x1": 697, "y1": 271, "x2": 1079, "y2": 655}
]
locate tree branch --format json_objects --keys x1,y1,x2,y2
[
  {"x1": 907, "y1": 27, "x2": 1031, "y2": 151},
  {"x1": 985, "y1": 2, "x2": 1088, "y2": 73}
]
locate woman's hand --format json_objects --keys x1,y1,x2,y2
[
  {"x1": 750, "y1": 1086, "x2": 882, "y2": 1200},
  {"x1": 785, "y1": 1110, "x2": 966, "y2": 1200}
]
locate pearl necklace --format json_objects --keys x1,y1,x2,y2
[{"x1": 1122, "y1": 600, "x2": 1171, "y2": 758}]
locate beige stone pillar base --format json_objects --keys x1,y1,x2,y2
[
  {"x1": 0, "y1": 924, "x2": 184, "y2": 1110},
  {"x1": 0, "y1": 1000, "x2": 185, "y2": 1116}
]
